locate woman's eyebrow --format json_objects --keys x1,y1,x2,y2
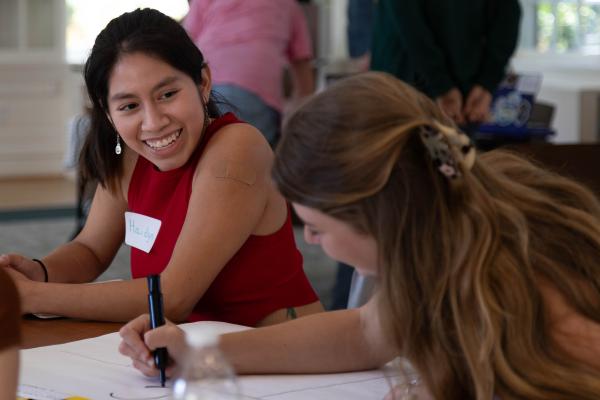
[{"x1": 109, "y1": 76, "x2": 180, "y2": 102}]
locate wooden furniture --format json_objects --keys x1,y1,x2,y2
[
  {"x1": 21, "y1": 317, "x2": 122, "y2": 349},
  {"x1": 509, "y1": 143, "x2": 600, "y2": 196}
]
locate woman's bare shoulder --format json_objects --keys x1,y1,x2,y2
[
  {"x1": 540, "y1": 280, "x2": 600, "y2": 369},
  {"x1": 199, "y1": 121, "x2": 273, "y2": 179}
]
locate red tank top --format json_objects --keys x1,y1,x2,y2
[{"x1": 128, "y1": 113, "x2": 317, "y2": 325}]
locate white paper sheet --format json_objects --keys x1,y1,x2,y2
[{"x1": 19, "y1": 321, "x2": 399, "y2": 400}]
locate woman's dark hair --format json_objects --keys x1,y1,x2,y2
[{"x1": 80, "y1": 8, "x2": 220, "y2": 193}]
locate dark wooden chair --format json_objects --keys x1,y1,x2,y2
[{"x1": 508, "y1": 143, "x2": 600, "y2": 196}]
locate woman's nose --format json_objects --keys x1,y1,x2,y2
[{"x1": 141, "y1": 103, "x2": 169, "y2": 132}]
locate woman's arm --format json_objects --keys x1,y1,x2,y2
[
  {"x1": 45, "y1": 182, "x2": 129, "y2": 283},
  {"x1": 157, "y1": 123, "x2": 280, "y2": 321},
  {"x1": 15, "y1": 277, "x2": 147, "y2": 321},
  {"x1": 119, "y1": 297, "x2": 397, "y2": 376},
  {"x1": 5, "y1": 178, "x2": 148, "y2": 321},
  {"x1": 2, "y1": 153, "x2": 136, "y2": 320},
  {"x1": 9, "y1": 124, "x2": 285, "y2": 322},
  {"x1": 222, "y1": 297, "x2": 396, "y2": 374},
  {"x1": 0, "y1": 180, "x2": 127, "y2": 284},
  {"x1": 290, "y1": 59, "x2": 314, "y2": 100}
]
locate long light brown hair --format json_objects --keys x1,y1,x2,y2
[{"x1": 273, "y1": 72, "x2": 600, "y2": 399}]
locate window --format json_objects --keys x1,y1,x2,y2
[
  {"x1": 521, "y1": 0, "x2": 600, "y2": 54},
  {"x1": 66, "y1": 0, "x2": 189, "y2": 64}
]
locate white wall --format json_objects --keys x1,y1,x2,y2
[
  {"x1": 0, "y1": 0, "x2": 69, "y2": 178},
  {"x1": 0, "y1": 64, "x2": 71, "y2": 177}
]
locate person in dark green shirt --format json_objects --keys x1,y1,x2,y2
[{"x1": 371, "y1": 0, "x2": 521, "y2": 126}]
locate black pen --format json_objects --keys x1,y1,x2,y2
[{"x1": 147, "y1": 274, "x2": 168, "y2": 387}]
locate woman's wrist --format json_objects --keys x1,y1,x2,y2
[{"x1": 31, "y1": 258, "x2": 48, "y2": 282}]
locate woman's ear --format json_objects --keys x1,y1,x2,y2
[{"x1": 199, "y1": 66, "x2": 212, "y2": 103}]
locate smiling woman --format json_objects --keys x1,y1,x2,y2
[
  {"x1": 106, "y1": 53, "x2": 208, "y2": 172},
  {"x1": 0, "y1": 8, "x2": 322, "y2": 325}
]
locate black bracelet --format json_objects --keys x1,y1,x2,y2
[{"x1": 32, "y1": 258, "x2": 48, "y2": 282}]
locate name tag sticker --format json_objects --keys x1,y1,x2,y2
[{"x1": 124, "y1": 212, "x2": 162, "y2": 253}]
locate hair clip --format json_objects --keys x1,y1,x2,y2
[{"x1": 419, "y1": 124, "x2": 475, "y2": 179}]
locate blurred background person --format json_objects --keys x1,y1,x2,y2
[
  {"x1": 183, "y1": 0, "x2": 315, "y2": 147},
  {"x1": 371, "y1": 0, "x2": 521, "y2": 129},
  {"x1": 347, "y1": 0, "x2": 374, "y2": 72},
  {"x1": 332, "y1": 0, "x2": 521, "y2": 311}
]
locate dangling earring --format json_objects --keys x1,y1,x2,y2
[{"x1": 115, "y1": 135, "x2": 122, "y2": 155}]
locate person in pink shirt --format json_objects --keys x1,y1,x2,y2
[{"x1": 183, "y1": 0, "x2": 315, "y2": 147}]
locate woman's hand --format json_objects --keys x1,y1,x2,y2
[
  {"x1": 436, "y1": 88, "x2": 465, "y2": 125},
  {"x1": 2, "y1": 266, "x2": 36, "y2": 314},
  {"x1": 0, "y1": 254, "x2": 46, "y2": 314},
  {"x1": 119, "y1": 314, "x2": 188, "y2": 378},
  {"x1": 463, "y1": 85, "x2": 492, "y2": 124},
  {"x1": 0, "y1": 253, "x2": 46, "y2": 282}
]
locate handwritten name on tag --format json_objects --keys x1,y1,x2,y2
[{"x1": 124, "y1": 212, "x2": 161, "y2": 253}]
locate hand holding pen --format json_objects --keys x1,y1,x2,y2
[
  {"x1": 147, "y1": 274, "x2": 168, "y2": 387},
  {"x1": 119, "y1": 313, "x2": 188, "y2": 379}
]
